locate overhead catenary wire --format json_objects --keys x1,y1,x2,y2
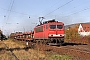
[
  {"x1": 60, "y1": 0, "x2": 90, "y2": 18},
  {"x1": 0, "y1": 0, "x2": 30, "y2": 25},
  {"x1": 41, "y1": 0, "x2": 62, "y2": 13},
  {"x1": 0, "y1": 7, "x2": 31, "y2": 18},
  {"x1": 1, "y1": 0, "x2": 16, "y2": 31},
  {"x1": 61, "y1": 7, "x2": 90, "y2": 18},
  {"x1": 44, "y1": 0, "x2": 74, "y2": 17},
  {"x1": 6, "y1": 0, "x2": 15, "y2": 23}
]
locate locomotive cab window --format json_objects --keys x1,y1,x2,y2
[
  {"x1": 50, "y1": 25, "x2": 56, "y2": 29},
  {"x1": 35, "y1": 26, "x2": 43, "y2": 32},
  {"x1": 57, "y1": 25, "x2": 63, "y2": 29}
]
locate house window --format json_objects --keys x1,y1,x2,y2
[{"x1": 80, "y1": 28, "x2": 83, "y2": 32}]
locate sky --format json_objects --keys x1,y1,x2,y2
[{"x1": 0, "y1": 0, "x2": 90, "y2": 35}]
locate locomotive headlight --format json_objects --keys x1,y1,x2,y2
[
  {"x1": 51, "y1": 35, "x2": 53, "y2": 36},
  {"x1": 61, "y1": 34, "x2": 64, "y2": 36},
  {"x1": 60, "y1": 34, "x2": 64, "y2": 36},
  {"x1": 60, "y1": 35, "x2": 62, "y2": 36},
  {"x1": 49, "y1": 34, "x2": 53, "y2": 36},
  {"x1": 49, "y1": 34, "x2": 64, "y2": 37}
]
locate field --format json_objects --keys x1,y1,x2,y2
[{"x1": 0, "y1": 39, "x2": 72, "y2": 60}]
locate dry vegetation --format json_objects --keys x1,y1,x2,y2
[
  {"x1": 13, "y1": 49, "x2": 46, "y2": 60},
  {"x1": 0, "y1": 50, "x2": 16, "y2": 60},
  {"x1": 65, "y1": 25, "x2": 90, "y2": 44},
  {"x1": 0, "y1": 39, "x2": 72, "y2": 60},
  {"x1": 3, "y1": 40, "x2": 25, "y2": 48}
]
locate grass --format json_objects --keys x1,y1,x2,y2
[
  {"x1": 46, "y1": 52, "x2": 72, "y2": 60},
  {"x1": 0, "y1": 51, "x2": 16, "y2": 60},
  {"x1": 47, "y1": 55, "x2": 72, "y2": 60},
  {"x1": 3, "y1": 39, "x2": 25, "y2": 48},
  {"x1": 0, "y1": 39, "x2": 75, "y2": 60}
]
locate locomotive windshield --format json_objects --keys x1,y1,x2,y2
[
  {"x1": 57, "y1": 25, "x2": 63, "y2": 29},
  {"x1": 50, "y1": 25, "x2": 63, "y2": 29},
  {"x1": 50, "y1": 25, "x2": 56, "y2": 29}
]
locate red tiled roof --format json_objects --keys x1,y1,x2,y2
[{"x1": 81, "y1": 23, "x2": 90, "y2": 32}]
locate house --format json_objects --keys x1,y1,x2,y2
[{"x1": 78, "y1": 23, "x2": 90, "y2": 36}]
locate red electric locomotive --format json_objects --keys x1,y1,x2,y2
[{"x1": 34, "y1": 19, "x2": 64, "y2": 45}]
